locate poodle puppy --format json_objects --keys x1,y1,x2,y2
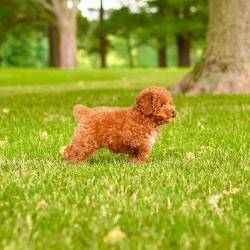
[{"x1": 63, "y1": 87, "x2": 176, "y2": 164}]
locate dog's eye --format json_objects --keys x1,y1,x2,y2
[{"x1": 159, "y1": 104, "x2": 165, "y2": 108}]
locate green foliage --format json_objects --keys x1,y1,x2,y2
[
  {"x1": 1, "y1": 27, "x2": 48, "y2": 67},
  {"x1": 77, "y1": 14, "x2": 89, "y2": 49},
  {"x1": 0, "y1": 0, "x2": 52, "y2": 67},
  {"x1": 0, "y1": 69, "x2": 250, "y2": 249},
  {"x1": 167, "y1": 0, "x2": 208, "y2": 38},
  {"x1": 136, "y1": 45, "x2": 158, "y2": 67},
  {"x1": 108, "y1": 7, "x2": 139, "y2": 38},
  {"x1": 143, "y1": 0, "x2": 208, "y2": 38},
  {"x1": 0, "y1": 0, "x2": 208, "y2": 67}
]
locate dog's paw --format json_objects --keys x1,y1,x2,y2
[{"x1": 129, "y1": 157, "x2": 146, "y2": 164}]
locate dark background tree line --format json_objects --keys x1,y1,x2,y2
[{"x1": 0, "y1": 0, "x2": 208, "y2": 69}]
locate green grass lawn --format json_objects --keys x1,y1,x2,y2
[{"x1": 0, "y1": 68, "x2": 250, "y2": 250}]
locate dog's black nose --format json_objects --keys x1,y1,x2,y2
[{"x1": 171, "y1": 109, "x2": 176, "y2": 117}]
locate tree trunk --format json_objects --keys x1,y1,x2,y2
[
  {"x1": 32, "y1": 0, "x2": 78, "y2": 68},
  {"x1": 58, "y1": 18, "x2": 77, "y2": 68},
  {"x1": 48, "y1": 24, "x2": 60, "y2": 67},
  {"x1": 126, "y1": 36, "x2": 134, "y2": 68},
  {"x1": 99, "y1": 34, "x2": 106, "y2": 68},
  {"x1": 173, "y1": 0, "x2": 250, "y2": 93},
  {"x1": 52, "y1": 0, "x2": 78, "y2": 68},
  {"x1": 99, "y1": 0, "x2": 106, "y2": 68},
  {"x1": 156, "y1": 0, "x2": 167, "y2": 68},
  {"x1": 157, "y1": 36, "x2": 167, "y2": 68},
  {"x1": 176, "y1": 34, "x2": 190, "y2": 67}
]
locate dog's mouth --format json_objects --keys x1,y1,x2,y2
[
  {"x1": 166, "y1": 112, "x2": 176, "y2": 119},
  {"x1": 155, "y1": 115, "x2": 174, "y2": 125},
  {"x1": 166, "y1": 117, "x2": 174, "y2": 123},
  {"x1": 164, "y1": 114, "x2": 176, "y2": 123}
]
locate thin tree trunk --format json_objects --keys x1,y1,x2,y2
[
  {"x1": 156, "y1": 1, "x2": 167, "y2": 68},
  {"x1": 157, "y1": 36, "x2": 167, "y2": 68},
  {"x1": 58, "y1": 18, "x2": 77, "y2": 68},
  {"x1": 51, "y1": 0, "x2": 78, "y2": 68},
  {"x1": 126, "y1": 36, "x2": 134, "y2": 68},
  {"x1": 173, "y1": 0, "x2": 250, "y2": 93},
  {"x1": 99, "y1": 0, "x2": 106, "y2": 68},
  {"x1": 176, "y1": 34, "x2": 190, "y2": 67},
  {"x1": 48, "y1": 23, "x2": 60, "y2": 67},
  {"x1": 99, "y1": 34, "x2": 106, "y2": 68},
  {"x1": 33, "y1": 0, "x2": 78, "y2": 68}
]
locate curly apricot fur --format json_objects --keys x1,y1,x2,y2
[{"x1": 63, "y1": 87, "x2": 176, "y2": 164}]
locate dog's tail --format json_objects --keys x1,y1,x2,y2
[{"x1": 73, "y1": 104, "x2": 89, "y2": 120}]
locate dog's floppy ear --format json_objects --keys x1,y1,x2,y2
[{"x1": 135, "y1": 91, "x2": 154, "y2": 115}]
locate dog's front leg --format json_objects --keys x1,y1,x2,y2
[{"x1": 129, "y1": 143, "x2": 151, "y2": 164}]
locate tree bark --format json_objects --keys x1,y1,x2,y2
[
  {"x1": 33, "y1": 0, "x2": 78, "y2": 68},
  {"x1": 99, "y1": 34, "x2": 106, "y2": 68},
  {"x1": 176, "y1": 34, "x2": 190, "y2": 67},
  {"x1": 99, "y1": 0, "x2": 106, "y2": 68},
  {"x1": 126, "y1": 36, "x2": 134, "y2": 68},
  {"x1": 48, "y1": 23, "x2": 60, "y2": 67},
  {"x1": 156, "y1": 0, "x2": 167, "y2": 68},
  {"x1": 58, "y1": 17, "x2": 77, "y2": 68},
  {"x1": 157, "y1": 36, "x2": 167, "y2": 68},
  {"x1": 173, "y1": 0, "x2": 250, "y2": 93}
]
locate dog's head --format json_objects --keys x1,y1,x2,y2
[{"x1": 134, "y1": 87, "x2": 176, "y2": 125}]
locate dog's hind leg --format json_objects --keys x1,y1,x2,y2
[
  {"x1": 63, "y1": 123, "x2": 98, "y2": 163},
  {"x1": 63, "y1": 143, "x2": 97, "y2": 163}
]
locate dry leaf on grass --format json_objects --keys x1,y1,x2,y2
[
  {"x1": 0, "y1": 140, "x2": 8, "y2": 148},
  {"x1": 43, "y1": 117, "x2": 50, "y2": 124},
  {"x1": 197, "y1": 120, "x2": 205, "y2": 129},
  {"x1": 208, "y1": 188, "x2": 241, "y2": 212},
  {"x1": 36, "y1": 200, "x2": 48, "y2": 210},
  {"x1": 104, "y1": 227, "x2": 126, "y2": 244},
  {"x1": 2, "y1": 108, "x2": 10, "y2": 114},
  {"x1": 208, "y1": 194, "x2": 221, "y2": 210},
  {"x1": 39, "y1": 131, "x2": 48, "y2": 140},
  {"x1": 186, "y1": 152, "x2": 195, "y2": 161},
  {"x1": 199, "y1": 145, "x2": 207, "y2": 154}
]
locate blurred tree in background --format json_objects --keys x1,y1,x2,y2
[
  {"x1": 168, "y1": 0, "x2": 207, "y2": 67},
  {"x1": 0, "y1": 0, "x2": 49, "y2": 66},
  {"x1": 146, "y1": 0, "x2": 170, "y2": 67},
  {"x1": 0, "y1": 0, "x2": 208, "y2": 69},
  {"x1": 108, "y1": 7, "x2": 140, "y2": 68},
  {"x1": 136, "y1": 0, "x2": 207, "y2": 68},
  {"x1": 32, "y1": 0, "x2": 79, "y2": 68}
]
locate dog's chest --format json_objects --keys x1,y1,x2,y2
[{"x1": 148, "y1": 130, "x2": 158, "y2": 145}]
